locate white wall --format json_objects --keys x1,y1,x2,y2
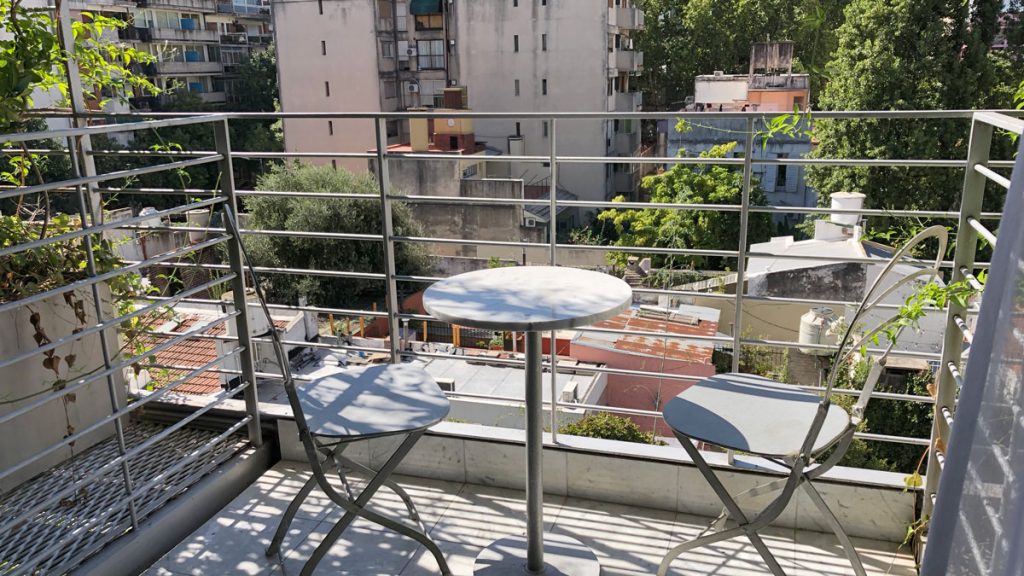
[
  {"x1": 274, "y1": 0, "x2": 382, "y2": 172},
  {"x1": 694, "y1": 77, "x2": 749, "y2": 106},
  {"x1": 455, "y1": 0, "x2": 610, "y2": 202}
]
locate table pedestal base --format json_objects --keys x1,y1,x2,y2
[{"x1": 472, "y1": 533, "x2": 601, "y2": 575}]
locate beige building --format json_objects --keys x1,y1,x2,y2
[{"x1": 273, "y1": 0, "x2": 645, "y2": 204}]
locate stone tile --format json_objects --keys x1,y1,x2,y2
[
  {"x1": 792, "y1": 531, "x2": 917, "y2": 576},
  {"x1": 400, "y1": 539, "x2": 482, "y2": 576},
  {"x1": 429, "y1": 483, "x2": 564, "y2": 548},
  {"x1": 551, "y1": 497, "x2": 677, "y2": 576},
  {"x1": 463, "y1": 439, "x2": 568, "y2": 495},
  {"x1": 317, "y1": 473, "x2": 463, "y2": 533},
  {"x1": 565, "y1": 451, "x2": 679, "y2": 510},
  {"x1": 392, "y1": 434, "x2": 466, "y2": 483},
  {"x1": 659, "y1": 511, "x2": 799, "y2": 576},
  {"x1": 280, "y1": 521, "x2": 422, "y2": 575}
]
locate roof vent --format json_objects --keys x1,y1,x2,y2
[{"x1": 713, "y1": 70, "x2": 725, "y2": 77}]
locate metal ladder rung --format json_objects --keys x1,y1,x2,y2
[
  {"x1": 966, "y1": 216, "x2": 998, "y2": 247},
  {"x1": 973, "y1": 163, "x2": 1011, "y2": 190}
]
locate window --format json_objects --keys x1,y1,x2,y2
[
  {"x1": 514, "y1": 79, "x2": 520, "y2": 96},
  {"x1": 328, "y1": 120, "x2": 334, "y2": 135},
  {"x1": 515, "y1": 122, "x2": 521, "y2": 136},
  {"x1": 321, "y1": 40, "x2": 327, "y2": 55},
  {"x1": 513, "y1": 0, "x2": 518, "y2": 5},
  {"x1": 542, "y1": 33, "x2": 547, "y2": 51},
  {"x1": 386, "y1": 119, "x2": 399, "y2": 138},
  {"x1": 384, "y1": 80, "x2": 397, "y2": 99},
  {"x1": 381, "y1": 40, "x2": 395, "y2": 58},
  {"x1": 414, "y1": 13, "x2": 443, "y2": 30},
  {"x1": 324, "y1": 81, "x2": 330, "y2": 97},
  {"x1": 776, "y1": 154, "x2": 789, "y2": 189},
  {"x1": 317, "y1": 0, "x2": 322, "y2": 14},
  {"x1": 462, "y1": 164, "x2": 478, "y2": 178},
  {"x1": 416, "y1": 39, "x2": 445, "y2": 69},
  {"x1": 542, "y1": 78, "x2": 547, "y2": 95},
  {"x1": 541, "y1": 0, "x2": 547, "y2": 5},
  {"x1": 542, "y1": 120, "x2": 549, "y2": 138},
  {"x1": 513, "y1": 34, "x2": 519, "y2": 52},
  {"x1": 396, "y1": 2, "x2": 407, "y2": 31}
]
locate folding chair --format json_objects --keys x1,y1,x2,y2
[
  {"x1": 658, "y1": 225, "x2": 948, "y2": 576},
  {"x1": 220, "y1": 206, "x2": 452, "y2": 576}
]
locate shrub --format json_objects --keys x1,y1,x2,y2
[{"x1": 559, "y1": 412, "x2": 665, "y2": 445}]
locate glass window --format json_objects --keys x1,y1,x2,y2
[
  {"x1": 381, "y1": 40, "x2": 395, "y2": 58},
  {"x1": 414, "y1": 13, "x2": 443, "y2": 30},
  {"x1": 396, "y1": 2, "x2": 407, "y2": 31},
  {"x1": 384, "y1": 80, "x2": 397, "y2": 99},
  {"x1": 416, "y1": 39, "x2": 444, "y2": 69}
]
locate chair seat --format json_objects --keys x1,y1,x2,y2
[
  {"x1": 662, "y1": 373, "x2": 851, "y2": 458},
  {"x1": 299, "y1": 364, "x2": 450, "y2": 439}
]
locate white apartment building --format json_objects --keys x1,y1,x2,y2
[{"x1": 273, "y1": 0, "x2": 645, "y2": 204}]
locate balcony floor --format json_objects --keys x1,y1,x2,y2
[{"x1": 146, "y1": 462, "x2": 917, "y2": 576}]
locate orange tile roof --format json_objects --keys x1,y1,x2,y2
[{"x1": 582, "y1": 311, "x2": 719, "y2": 364}]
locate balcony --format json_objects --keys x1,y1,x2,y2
[
  {"x1": 153, "y1": 60, "x2": 223, "y2": 75},
  {"x1": 611, "y1": 5, "x2": 645, "y2": 30},
  {"x1": 216, "y1": 0, "x2": 271, "y2": 16},
  {"x1": 610, "y1": 90, "x2": 642, "y2": 112},
  {"x1": 140, "y1": 0, "x2": 216, "y2": 9},
  {"x1": 613, "y1": 129, "x2": 640, "y2": 156},
  {"x1": 0, "y1": 110, "x2": 1018, "y2": 576},
  {"x1": 609, "y1": 49, "x2": 643, "y2": 74},
  {"x1": 148, "y1": 27, "x2": 219, "y2": 43}
]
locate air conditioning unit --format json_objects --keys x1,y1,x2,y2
[
  {"x1": 407, "y1": 83, "x2": 419, "y2": 93},
  {"x1": 449, "y1": 39, "x2": 456, "y2": 46},
  {"x1": 524, "y1": 217, "x2": 536, "y2": 227},
  {"x1": 560, "y1": 380, "x2": 579, "y2": 403},
  {"x1": 407, "y1": 47, "x2": 417, "y2": 56},
  {"x1": 449, "y1": 79, "x2": 458, "y2": 86}
]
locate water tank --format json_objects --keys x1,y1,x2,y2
[
  {"x1": 798, "y1": 307, "x2": 835, "y2": 356},
  {"x1": 830, "y1": 192, "x2": 865, "y2": 228}
]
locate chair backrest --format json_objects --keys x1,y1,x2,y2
[
  {"x1": 921, "y1": 136, "x2": 1024, "y2": 576},
  {"x1": 798, "y1": 224, "x2": 948, "y2": 458}
]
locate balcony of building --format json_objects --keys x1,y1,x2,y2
[
  {"x1": 153, "y1": 60, "x2": 224, "y2": 75},
  {"x1": 609, "y1": 4, "x2": 645, "y2": 30},
  {"x1": 148, "y1": 26, "x2": 219, "y2": 43},
  {"x1": 136, "y1": 0, "x2": 217, "y2": 11},
  {"x1": 610, "y1": 90, "x2": 642, "y2": 112},
  {"x1": 609, "y1": 49, "x2": 643, "y2": 75},
  {"x1": 0, "y1": 110, "x2": 1019, "y2": 576},
  {"x1": 216, "y1": 0, "x2": 270, "y2": 17}
]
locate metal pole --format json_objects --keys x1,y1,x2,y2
[
  {"x1": 215, "y1": 119, "x2": 262, "y2": 447},
  {"x1": 375, "y1": 118, "x2": 402, "y2": 362},
  {"x1": 731, "y1": 118, "x2": 755, "y2": 372},
  {"x1": 65, "y1": 135, "x2": 140, "y2": 529},
  {"x1": 924, "y1": 117, "x2": 991, "y2": 515},
  {"x1": 548, "y1": 117, "x2": 559, "y2": 442},
  {"x1": 525, "y1": 330, "x2": 545, "y2": 572}
]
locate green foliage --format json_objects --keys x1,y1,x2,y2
[
  {"x1": 559, "y1": 412, "x2": 665, "y2": 445},
  {"x1": 597, "y1": 142, "x2": 771, "y2": 270},
  {"x1": 242, "y1": 163, "x2": 432, "y2": 306}
]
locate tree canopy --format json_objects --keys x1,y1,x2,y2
[
  {"x1": 241, "y1": 163, "x2": 432, "y2": 306},
  {"x1": 598, "y1": 142, "x2": 771, "y2": 272}
]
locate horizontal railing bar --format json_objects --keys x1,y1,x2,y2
[
  {"x1": 0, "y1": 346, "x2": 243, "y2": 482},
  {"x1": 967, "y1": 216, "x2": 998, "y2": 247},
  {"x1": 235, "y1": 190, "x2": 380, "y2": 201},
  {"x1": 740, "y1": 336, "x2": 942, "y2": 360},
  {"x1": 0, "y1": 311, "x2": 239, "y2": 427},
  {"x1": 172, "y1": 331, "x2": 392, "y2": 357},
  {"x1": 953, "y1": 314, "x2": 974, "y2": 344},
  {"x1": 974, "y1": 163, "x2": 1011, "y2": 189},
  {"x1": 0, "y1": 154, "x2": 222, "y2": 201},
  {"x1": 975, "y1": 110, "x2": 1024, "y2": 135},
  {"x1": 561, "y1": 155, "x2": 970, "y2": 168},
  {"x1": 122, "y1": 260, "x2": 388, "y2": 281},
  {"x1": 147, "y1": 296, "x2": 389, "y2": 319},
  {"x1": 0, "y1": 113, "x2": 226, "y2": 144},
  {"x1": 0, "y1": 234, "x2": 230, "y2": 316},
  {"x1": 854, "y1": 432, "x2": 931, "y2": 446},
  {"x1": 116, "y1": 224, "x2": 384, "y2": 243},
  {"x1": 0, "y1": 382, "x2": 250, "y2": 537},
  {"x1": 0, "y1": 197, "x2": 225, "y2": 259},
  {"x1": 98, "y1": 186, "x2": 219, "y2": 196},
  {"x1": 0, "y1": 273, "x2": 235, "y2": 371}
]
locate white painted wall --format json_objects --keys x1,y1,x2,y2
[
  {"x1": 694, "y1": 76, "x2": 749, "y2": 106},
  {"x1": 454, "y1": 0, "x2": 610, "y2": 202},
  {"x1": 274, "y1": 0, "x2": 382, "y2": 172}
]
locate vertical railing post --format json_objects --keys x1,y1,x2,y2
[
  {"x1": 215, "y1": 118, "x2": 262, "y2": 447},
  {"x1": 925, "y1": 116, "x2": 991, "y2": 515},
  {"x1": 66, "y1": 135, "x2": 140, "y2": 529},
  {"x1": 374, "y1": 117, "x2": 402, "y2": 363},
  {"x1": 731, "y1": 117, "x2": 755, "y2": 373},
  {"x1": 548, "y1": 117, "x2": 560, "y2": 442}
]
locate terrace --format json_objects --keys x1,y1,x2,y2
[{"x1": 0, "y1": 109, "x2": 1019, "y2": 575}]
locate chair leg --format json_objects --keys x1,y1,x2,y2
[
  {"x1": 266, "y1": 473, "x2": 319, "y2": 557},
  {"x1": 801, "y1": 481, "x2": 867, "y2": 576},
  {"x1": 334, "y1": 452, "x2": 425, "y2": 527},
  {"x1": 659, "y1": 440, "x2": 790, "y2": 576}
]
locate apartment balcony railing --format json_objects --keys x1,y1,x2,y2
[
  {"x1": 610, "y1": 5, "x2": 644, "y2": 30},
  {"x1": 609, "y1": 49, "x2": 643, "y2": 75},
  {"x1": 613, "y1": 128, "x2": 641, "y2": 155},
  {"x1": 147, "y1": 27, "x2": 219, "y2": 43},
  {"x1": 0, "y1": 109, "x2": 1018, "y2": 575},
  {"x1": 609, "y1": 90, "x2": 642, "y2": 112},
  {"x1": 216, "y1": 0, "x2": 270, "y2": 16},
  {"x1": 136, "y1": 0, "x2": 217, "y2": 10},
  {"x1": 152, "y1": 60, "x2": 224, "y2": 75}
]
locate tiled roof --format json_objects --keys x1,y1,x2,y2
[{"x1": 576, "y1": 308, "x2": 719, "y2": 364}]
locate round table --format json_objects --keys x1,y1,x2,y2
[{"x1": 423, "y1": 266, "x2": 632, "y2": 575}]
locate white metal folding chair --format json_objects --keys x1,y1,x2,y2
[
  {"x1": 220, "y1": 207, "x2": 452, "y2": 576},
  {"x1": 658, "y1": 225, "x2": 948, "y2": 576}
]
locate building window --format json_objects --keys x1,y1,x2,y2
[
  {"x1": 462, "y1": 164, "x2": 478, "y2": 178},
  {"x1": 381, "y1": 40, "x2": 395, "y2": 58},
  {"x1": 542, "y1": 78, "x2": 547, "y2": 95},
  {"x1": 515, "y1": 122, "x2": 521, "y2": 136},
  {"x1": 541, "y1": 0, "x2": 547, "y2": 5},
  {"x1": 513, "y1": 0, "x2": 518, "y2": 5},
  {"x1": 386, "y1": 119, "x2": 399, "y2": 137},
  {"x1": 396, "y1": 2, "x2": 407, "y2": 31},
  {"x1": 414, "y1": 13, "x2": 443, "y2": 30},
  {"x1": 776, "y1": 153, "x2": 789, "y2": 189},
  {"x1": 384, "y1": 80, "x2": 397, "y2": 99},
  {"x1": 416, "y1": 39, "x2": 445, "y2": 69},
  {"x1": 317, "y1": 0, "x2": 322, "y2": 14},
  {"x1": 542, "y1": 33, "x2": 547, "y2": 51},
  {"x1": 513, "y1": 34, "x2": 519, "y2": 52},
  {"x1": 542, "y1": 120, "x2": 549, "y2": 138},
  {"x1": 324, "y1": 81, "x2": 330, "y2": 97},
  {"x1": 328, "y1": 120, "x2": 334, "y2": 135},
  {"x1": 321, "y1": 40, "x2": 326, "y2": 55},
  {"x1": 514, "y1": 79, "x2": 520, "y2": 96}
]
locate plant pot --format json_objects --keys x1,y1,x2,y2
[
  {"x1": 186, "y1": 208, "x2": 211, "y2": 243},
  {"x1": 0, "y1": 285, "x2": 126, "y2": 492}
]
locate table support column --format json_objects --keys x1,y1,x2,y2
[{"x1": 524, "y1": 330, "x2": 544, "y2": 573}]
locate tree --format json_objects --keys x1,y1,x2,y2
[
  {"x1": 598, "y1": 142, "x2": 771, "y2": 272},
  {"x1": 241, "y1": 163, "x2": 433, "y2": 306},
  {"x1": 806, "y1": 0, "x2": 1007, "y2": 230}
]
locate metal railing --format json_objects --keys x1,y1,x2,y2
[{"x1": 0, "y1": 109, "x2": 1019, "y2": 572}]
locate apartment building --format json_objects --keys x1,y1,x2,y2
[
  {"x1": 76, "y1": 0, "x2": 273, "y2": 108},
  {"x1": 274, "y1": 0, "x2": 645, "y2": 204}
]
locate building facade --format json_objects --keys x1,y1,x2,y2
[{"x1": 273, "y1": 0, "x2": 645, "y2": 204}]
